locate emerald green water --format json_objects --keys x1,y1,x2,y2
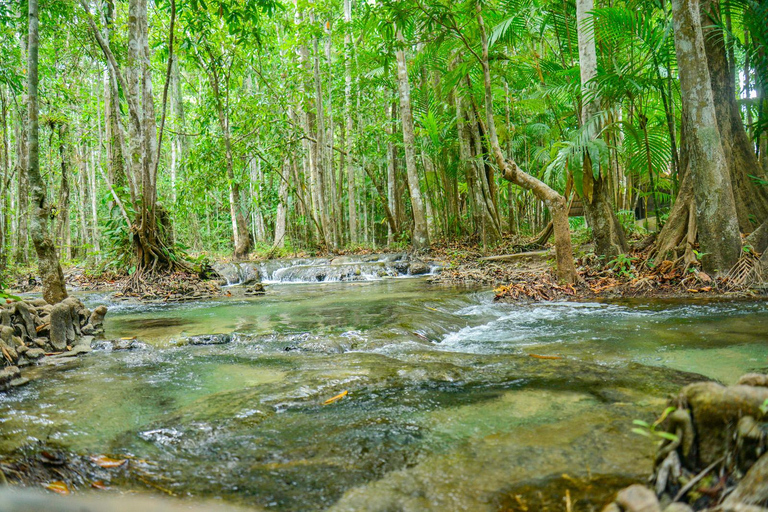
[{"x1": 1, "y1": 279, "x2": 766, "y2": 511}]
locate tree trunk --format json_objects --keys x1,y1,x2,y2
[
  {"x1": 56, "y1": 124, "x2": 71, "y2": 259},
  {"x1": 274, "y1": 159, "x2": 289, "y2": 248},
  {"x1": 459, "y1": 94, "x2": 500, "y2": 245},
  {"x1": 170, "y1": 55, "x2": 186, "y2": 206},
  {"x1": 15, "y1": 116, "x2": 29, "y2": 264},
  {"x1": 476, "y1": 4, "x2": 576, "y2": 282},
  {"x1": 395, "y1": 29, "x2": 430, "y2": 251},
  {"x1": 206, "y1": 61, "x2": 251, "y2": 259},
  {"x1": 700, "y1": 0, "x2": 768, "y2": 231},
  {"x1": 344, "y1": 0, "x2": 357, "y2": 246},
  {"x1": 576, "y1": 0, "x2": 628, "y2": 258},
  {"x1": 27, "y1": 0, "x2": 68, "y2": 304},
  {"x1": 386, "y1": 100, "x2": 399, "y2": 245},
  {"x1": 312, "y1": 27, "x2": 334, "y2": 250},
  {"x1": 671, "y1": 0, "x2": 741, "y2": 274}
]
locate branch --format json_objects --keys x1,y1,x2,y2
[
  {"x1": 79, "y1": 0, "x2": 141, "y2": 131},
  {"x1": 153, "y1": 0, "x2": 176, "y2": 178}
]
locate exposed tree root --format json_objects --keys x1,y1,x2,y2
[{"x1": 602, "y1": 375, "x2": 768, "y2": 512}]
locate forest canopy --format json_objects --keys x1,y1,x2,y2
[{"x1": 0, "y1": 0, "x2": 767, "y2": 293}]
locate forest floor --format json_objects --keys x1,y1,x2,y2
[
  {"x1": 7, "y1": 231, "x2": 767, "y2": 302},
  {"x1": 426, "y1": 234, "x2": 768, "y2": 302}
]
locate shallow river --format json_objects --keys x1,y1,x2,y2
[{"x1": 1, "y1": 279, "x2": 767, "y2": 511}]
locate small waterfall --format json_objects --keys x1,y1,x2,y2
[{"x1": 214, "y1": 254, "x2": 436, "y2": 285}]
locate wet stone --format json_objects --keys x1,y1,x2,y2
[
  {"x1": 9, "y1": 377, "x2": 29, "y2": 388},
  {"x1": 0, "y1": 365, "x2": 21, "y2": 391},
  {"x1": 186, "y1": 334, "x2": 233, "y2": 345},
  {"x1": 0, "y1": 326, "x2": 13, "y2": 342},
  {"x1": 409, "y1": 260, "x2": 430, "y2": 275},
  {"x1": 25, "y1": 348, "x2": 45, "y2": 360},
  {"x1": 14, "y1": 302, "x2": 37, "y2": 341},
  {"x1": 95, "y1": 339, "x2": 146, "y2": 351},
  {"x1": 49, "y1": 303, "x2": 72, "y2": 351}
]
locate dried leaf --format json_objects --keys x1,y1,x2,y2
[
  {"x1": 323, "y1": 390, "x2": 348, "y2": 405},
  {"x1": 528, "y1": 354, "x2": 562, "y2": 360},
  {"x1": 43, "y1": 481, "x2": 70, "y2": 495},
  {"x1": 91, "y1": 480, "x2": 108, "y2": 490},
  {"x1": 90, "y1": 455, "x2": 128, "y2": 468}
]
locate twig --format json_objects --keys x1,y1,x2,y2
[{"x1": 672, "y1": 457, "x2": 724, "y2": 503}]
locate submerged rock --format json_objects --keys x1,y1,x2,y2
[{"x1": 185, "y1": 334, "x2": 233, "y2": 345}]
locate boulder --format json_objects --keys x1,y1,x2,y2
[
  {"x1": 245, "y1": 284, "x2": 265, "y2": 296},
  {"x1": 0, "y1": 365, "x2": 21, "y2": 391},
  {"x1": 615, "y1": 485, "x2": 661, "y2": 512},
  {"x1": 185, "y1": 334, "x2": 232, "y2": 345},
  {"x1": 409, "y1": 260, "x2": 431, "y2": 275},
  {"x1": 663, "y1": 504, "x2": 694, "y2": 512},
  {"x1": 13, "y1": 302, "x2": 37, "y2": 340},
  {"x1": 89, "y1": 305, "x2": 108, "y2": 329},
  {"x1": 0, "y1": 340, "x2": 18, "y2": 363},
  {"x1": 0, "y1": 326, "x2": 13, "y2": 342},
  {"x1": 9, "y1": 377, "x2": 29, "y2": 388},
  {"x1": 49, "y1": 303, "x2": 73, "y2": 351},
  {"x1": 0, "y1": 307, "x2": 11, "y2": 327},
  {"x1": 25, "y1": 348, "x2": 45, "y2": 360}
]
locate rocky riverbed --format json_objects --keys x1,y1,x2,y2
[{"x1": 0, "y1": 297, "x2": 107, "y2": 392}]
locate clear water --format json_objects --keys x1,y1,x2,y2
[{"x1": 1, "y1": 279, "x2": 766, "y2": 511}]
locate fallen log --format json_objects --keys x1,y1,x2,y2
[{"x1": 478, "y1": 250, "x2": 550, "y2": 263}]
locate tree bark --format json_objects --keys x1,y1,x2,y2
[
  {"x1": 344, "y1": 0, "x2": 357, "y2": 245},
  {"x1": 700, "y1": 0, "x2": 768, "y2": 231},
  {"x1": 27, "y1": 0, "x2": 68, "y2": 304},
  {"x1": 15, "y1": 116, "x2": 29, "y2": 264},
  {"x1": 395, "y1": 29, "x2": 430, "y2": 251},
  {"x1": 274, "y1": 159, "x2": 290, "y2": 248},
  {"x1": 56, "y1": 124, "x2": 71, "y2": 259},
  {"x1": 576, "y1": 0, "x2": 628, "y2": 258},
  {"x1": 476, "y1": 4, "x2": 576, "y2": 282},
  {"x1": 671, "y1": 0, "x2": 741, "y2": 274},
  {"x1": 386, "y1": 100, "x2": 399, "y2": 245}
]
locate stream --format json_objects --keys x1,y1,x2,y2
[{"x1": 1, "y1": 275, "x2": 767, "y2": 511}]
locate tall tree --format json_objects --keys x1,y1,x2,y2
[
  {"x1": 476, "y1": 3, "x2": 576, "y2": 282},
  {"x1": 395, "y1": 28, "x2": 430, "y2": 251},
  {"x1": 670, "y1": 0, "x2": 741, "y2": 274},
  {"x1": 575, "y1": 0, "x2": 628, "y2": 258},
  {"x1": 27, "y1": 0, "x2": 68, "y2": 303}
]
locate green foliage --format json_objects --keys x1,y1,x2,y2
[
  {"x1": 632, "y1": 407, "x2": 680, "y2": 443},
  {"x1": 608, "y1": 253, "x2": 637, "y2": 278}
]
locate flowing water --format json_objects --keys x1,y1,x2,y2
[{"x1": 1, "y1": 277, "x2": 767, "y2": 511}]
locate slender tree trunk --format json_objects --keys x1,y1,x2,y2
[
  {"x1": 476, "y1": 4, "x2": 575, "y2": 282},
  {"x1": 15, "y1": 113, "x2": 29, "y2": 264},
  {"x1": 56, "y1": 124, "x2": 71, "y2": 259},
  {"x1": 461, "y1": 95, "x2": 500, "y2": 245},
  {"x1": 395, "y1": 29, "x2": 429, "y2": 251},
  {"x1": 344, "y1": 0, "x2": 357, "y2": 246},
  {"x1": 671, "y1": 0, "x2": 741, "y2": 274},
  {"x1": 27, "y1": 0, "x2": 68, "y2": 303},
  {"x1": 312, "y1": 27, "x2": 334, "y2": 250},
  {"x1": 171, "y1": 55, "x2": 186, "y2": 206},
  {"x1": 274, "y1": 159, "x2": 290, "y2": 248},
  {"x1": 576, "y1": 0, "x2": 628, "y2": 257},
  {"x1": 386, "y1": 100, "x2": 398, "y2": 245}
]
